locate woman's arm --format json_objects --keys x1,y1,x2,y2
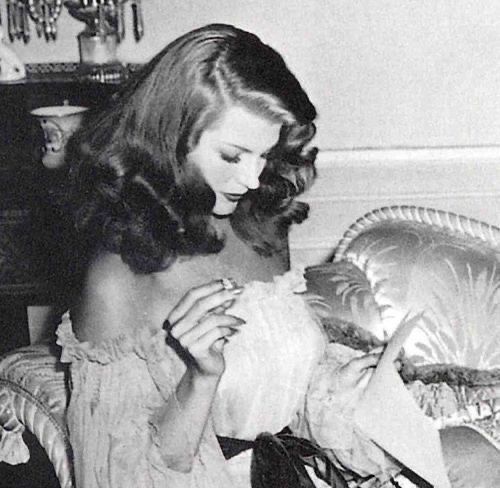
[
  {"x1": 154, "y1": 369, "x2": 221, "y2": 472},
  {"x1": 153, "y1": 280, "x2": 244, "y2": 472}
]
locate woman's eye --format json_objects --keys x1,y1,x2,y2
[{"x1": 220, "y1": 153, "x2": 241, "y2": 164}]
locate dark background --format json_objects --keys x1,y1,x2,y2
[{"x1": 0, "y1": 68, "x2": 126, "y2": 487}]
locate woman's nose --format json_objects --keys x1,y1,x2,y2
[{"x1": 238, "y1": 158, "x2": 263, "y2": 190}]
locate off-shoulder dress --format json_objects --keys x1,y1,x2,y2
[{"x1": 57, "y1": 270, "x2": 397, "y2": 488}]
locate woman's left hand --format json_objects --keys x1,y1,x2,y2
[
  {"x1": 335, "y1": 352, "x2": 382, "y2": 393},
  {"x1": 334, "y1": 347, "x2": 404, "y2": 399}
]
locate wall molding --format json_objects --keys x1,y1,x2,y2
[
  {"x1": 289, "y1": 145, "x2": 500, "y2": 267},
  {"x1": 303, "y1": 191, "x2": 500, "y2": 203},
  {"x1": 316, "y1": 145, "x2": 500, "y2": 166}
]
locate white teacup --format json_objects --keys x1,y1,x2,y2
[{"x1": 30, "y1": 104, "x2": 89, "y2": 169}]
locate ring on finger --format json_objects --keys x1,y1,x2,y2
[{"x1": 221, "y1": 278, "x2": 237, "y2": 291}]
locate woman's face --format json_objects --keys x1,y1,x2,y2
[{"x1": 187, "y1": 105, "x2": 282, "y2": 216}]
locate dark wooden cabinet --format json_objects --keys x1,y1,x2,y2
[
  {"x1": 0, "y1": 63, "x2": 130, "y2": 167},
  {"x1": 0, "y1": 63, "x2": 137, "y2": 354},
  {"x1": 0, "y1": 161, "x2": 70, "y2": 354}
]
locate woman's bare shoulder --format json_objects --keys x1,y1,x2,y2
[
  {"x1": 70, "y1": 236, "x2": 288, "y2": 343},
  {"x1": 71, "y1": 251, "x2": 153, "y2": 343}
]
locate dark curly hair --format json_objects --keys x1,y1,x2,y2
[{"x1": 65, "y1": 23, "x2": 318, "y2": 274}]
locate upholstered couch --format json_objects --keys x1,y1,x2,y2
[{"x1": 1, "y1": 205, "x2": 500, "y2": 487}]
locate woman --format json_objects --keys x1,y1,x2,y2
[{"x1": 57, "y1": 23, "x2": 482, "y2": 488}]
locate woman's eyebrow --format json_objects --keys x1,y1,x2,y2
[
  {"x1": 220, "y1": 142, "x2": 273, "y2": 156},
  {"x1": 219, "y1": 142, "x2": 251, "y2": 153}
]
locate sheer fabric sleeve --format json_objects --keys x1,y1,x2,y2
[
  {"x1": 56, "y1": 317, "x2": 232, "y2": 488},
  {"x1": 298, "y1": 342, "x2": 402, "y2": 485}
]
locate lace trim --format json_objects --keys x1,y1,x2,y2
[
  {"x1": 56, "y1": 269, "x2": 308, "y2": 367},
  {"x1": 56, "y1": 313, "x2": 169, "y2": 365}
]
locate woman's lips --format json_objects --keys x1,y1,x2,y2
[{"x1": 223, "y1": 192, "x2": 245, "y2": 202}]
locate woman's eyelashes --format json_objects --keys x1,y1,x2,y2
[
  {"x1": 219, "y1": 149, "x2": 270, "y2": 165},
  {"x1": 220, "y1": 152, "x2": 241, "y2": 164}
]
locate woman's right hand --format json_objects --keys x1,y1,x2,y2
[{"x1": 165, "y1": 280, "x2": 245, "y2": 378}]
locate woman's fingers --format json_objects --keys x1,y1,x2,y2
[
  {"x1": 169, "y1": 285, "x2": 242, "y2": 335},
  {"x1": 369, "y1": 344, "x2": 405, "y2": 369},
  {"x1": 168, "y1": 280, "x2": 225, "y2": 321},
  {"x1": 347, "y1": 352, "x2": 381, "y2": 372},
  {"x1": 338, "y1": 346, "x2": 407, "y2": 393},
  {"x1": 184, "y1": 288, "x2": 242, "y2": 323},
  {"x1": 185, "y1": 325, "x2": 240, "y2": 356},
  {"x1": 355, "y1": 349, "x2": 403, "y2": 372},
  {"x1": 337, "y1": 353, "x2": 381, "y2": 389},
  {"x1": 174, "y1": 314, "x2": 245, "y2": 348},
  {"x1": 356, "y1": 368, "x2": 374, "y2": 389}
]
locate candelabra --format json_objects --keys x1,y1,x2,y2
[{"x1": 1, "y1": 0, "x2": 144, "y2": 65}]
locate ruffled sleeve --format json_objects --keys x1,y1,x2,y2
[
  {"x1": 299, "y1": 342, "x2": 402, "y2": 485},
  {"x1": 56, "y1": 314, "x2": 232, "y2": 488}
]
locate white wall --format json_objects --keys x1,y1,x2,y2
[
  {"x1": 7, "y1": 0, "x2": 500, "y2": 150},
  {"x1": 288, "y1": 146, "x2": 500, "y2": 267},
  {"x1": 13, "y1": 2, "x2": 500, "y2": 339}
]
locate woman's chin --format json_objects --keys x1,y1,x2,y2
[{"x1": 212, "y1": 202, "x2": 238, "y2": 217}]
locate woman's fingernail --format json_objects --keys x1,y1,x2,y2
[
  {"x1": 221, "y1": 299, "x2": 235, "y2": 309},
  {"x1": 212, "y1": 299, "x2": 237, "y2": 315},
  {"x1": 229, "y1": 316, "x2": 246, "y2": 325},
  {"x1": 231, "y1": 287, "x2": 244, "y2": 295}
]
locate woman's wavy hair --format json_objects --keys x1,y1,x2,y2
[{"x1": 66, "y1": 23, "x2": 318, "y2": 273}]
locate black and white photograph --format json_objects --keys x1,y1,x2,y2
[{"x1": 0, "y1": 1, "x2": 500, "y2": 487}]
